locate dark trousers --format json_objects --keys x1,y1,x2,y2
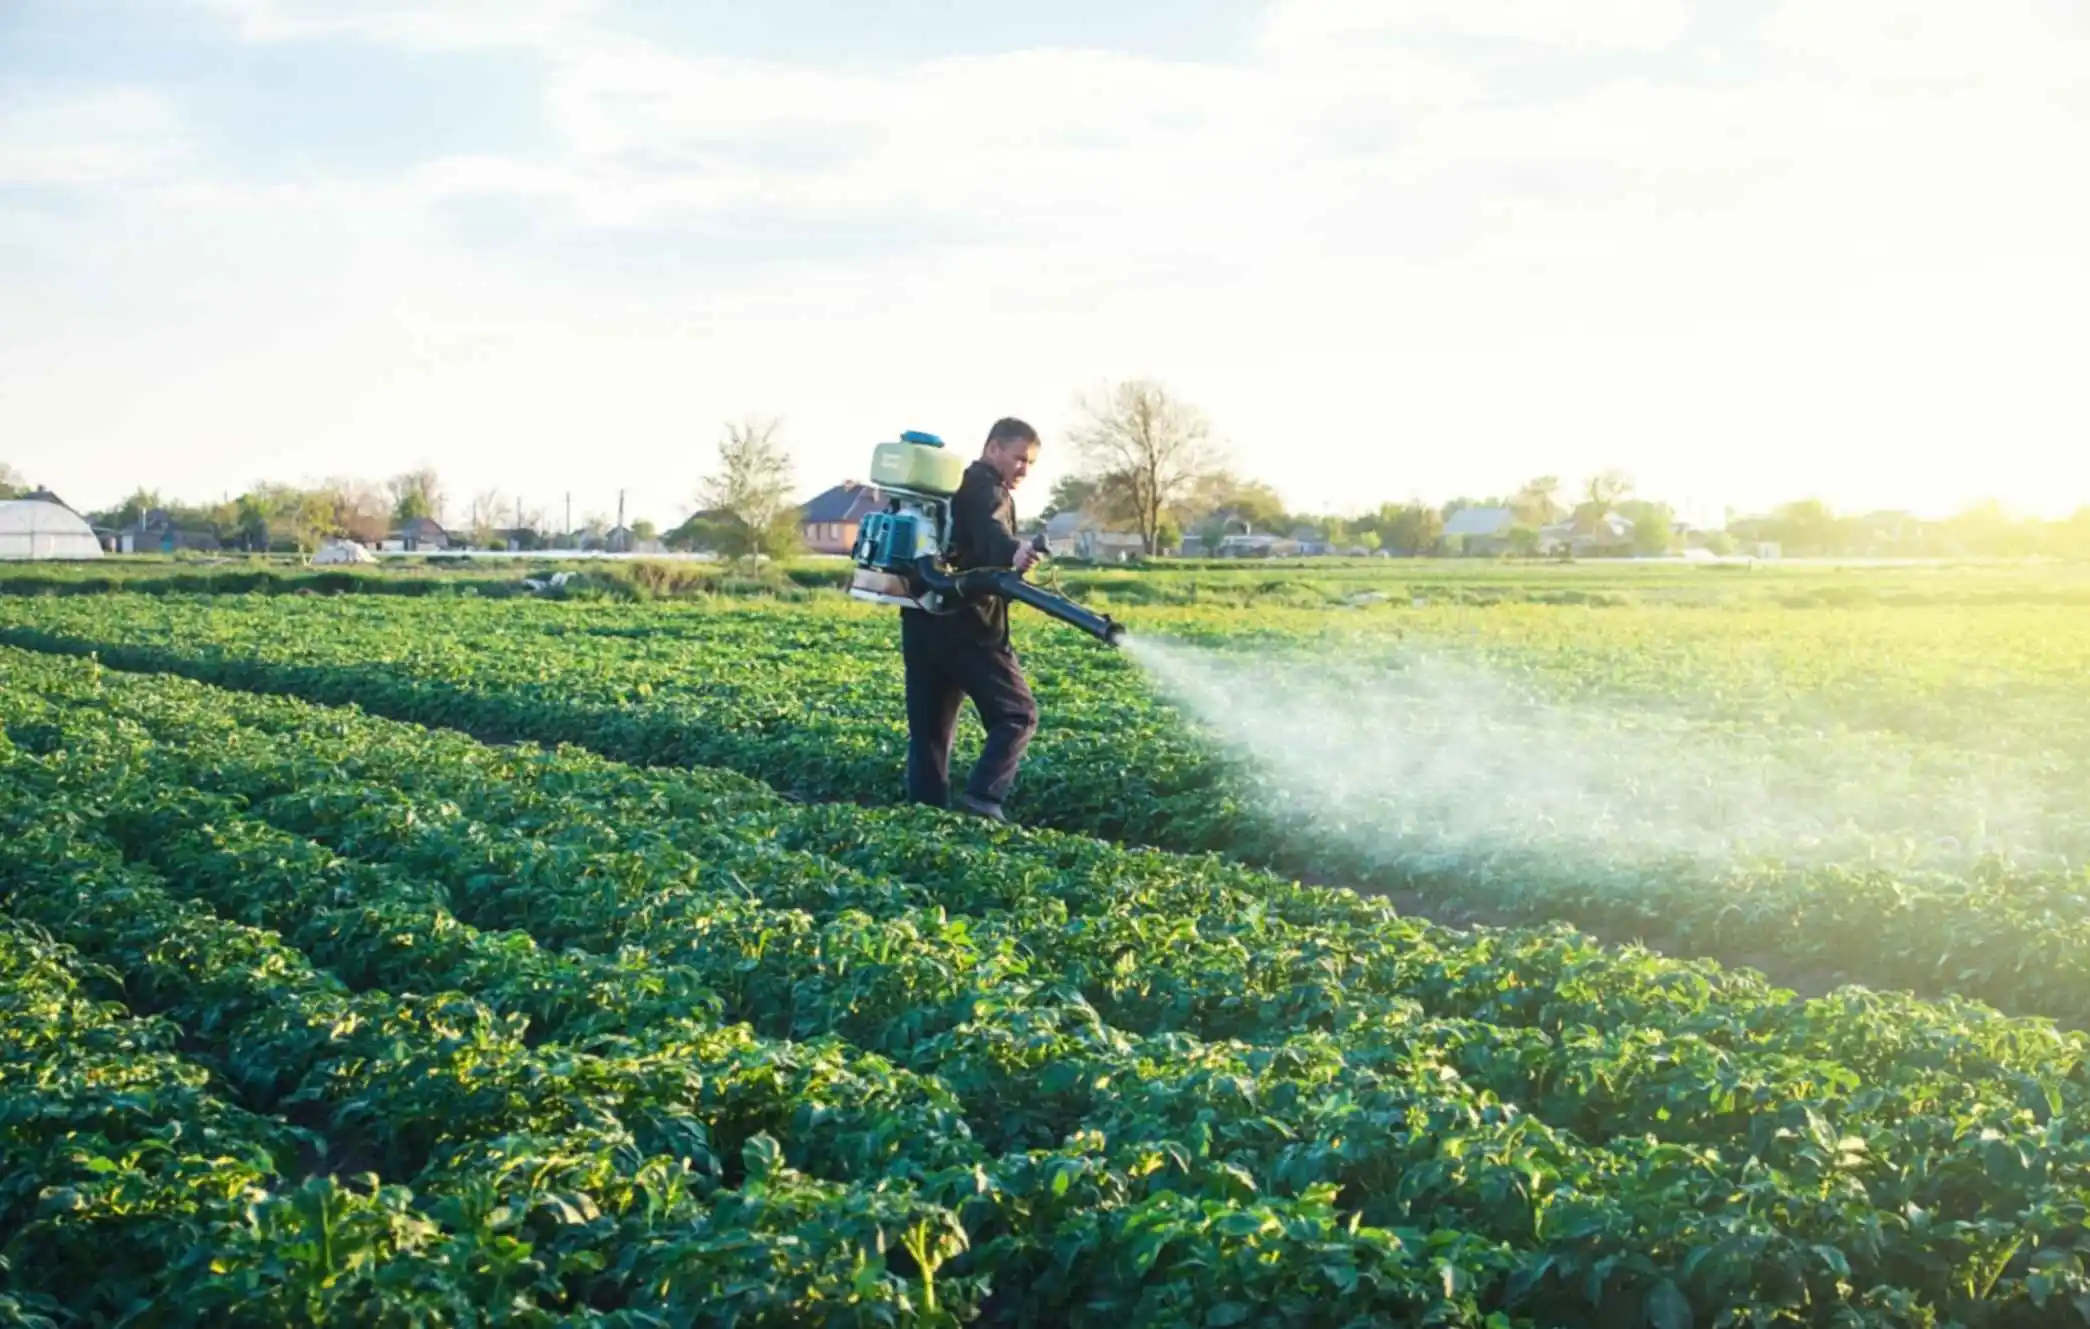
[{"x1": 900, "y1": 613, "x2": 1038, "y2": 808}]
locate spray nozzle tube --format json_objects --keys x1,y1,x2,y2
[{"x1": 911, "y1": 556, "x2": 1124, "y2": 646}]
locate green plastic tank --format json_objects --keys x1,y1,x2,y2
[{"x1": 870, "y1": 431, "x2": 966, "y2": 496}]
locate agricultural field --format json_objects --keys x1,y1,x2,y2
[
  {"x1": 2, "y1": 563, "x2": 2087, "y2": 1021},
  {"x1": 9, "y1": 642, "x2": 2090, "y2": 1324},
  {"x1": 5, "y1": 561, "x2": 2090, "y2": 1323}
]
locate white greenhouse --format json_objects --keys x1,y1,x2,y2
[{"x1": 0, "y1": 499, "x2": 105, "y2": 561}]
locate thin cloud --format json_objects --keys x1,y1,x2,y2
[
  {"x1": 1, "y1": 0, "x2": 2086, "y2": 521},
  {"x1": 200, "y1": 0, "x2": 597, "y2": 50},
  {"x1": 0, "y1": 89, "x2": 191, "y2": 188}
]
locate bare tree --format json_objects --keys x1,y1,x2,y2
[
  {"x1": 1070, "y1": 378, "x2": 1223, "y2": 555},
  {"x1": 388, "y1": 466, "x2": 445, "y2": 525},
  {"x1": 512, "y1": 502, "x2": 550, "y2": 550},
  {"x1": 696, "y1": 416, "x2": 800, "y2": 562},
  {"x1": 318, "y1": 476, "x2": 390, "y2": 544},
  {"x1": 469, "y1": 488, "x2": 504, "y2": 549}
]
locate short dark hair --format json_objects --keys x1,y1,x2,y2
[{"x1": 985, "y1": 417, "x2": 1038, "y2": 450}]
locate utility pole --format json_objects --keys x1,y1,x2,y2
[
  {"x1": 617, "y1": 489, "x2": 625, "y2": 531},
  {"x1": 564, "y1": 493, "x2": 572, "y2": 548}
]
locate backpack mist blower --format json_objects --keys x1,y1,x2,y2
[{"x1": 847, "y1": 431, "x2": 1125, "y2": 646}]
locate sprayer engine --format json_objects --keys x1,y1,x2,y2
[{"x1": 847, "y1": 430, "x2": 1124, "y2": 646}]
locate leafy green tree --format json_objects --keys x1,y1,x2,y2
[
  {"x1": 1379, "y1": 502, "x2": 1444, "y2": 555},
  {"x1": 288, "y1": 491, "x2": 341, "y2": 553},
  {"x1": 0, "y1": 462, "x2": 24, "y2": 499},
  {"x1": 1185, "y1": 471, "x2": 1287, "y2": 551},
  {"x1": 1040, "y1": 475, "x2": 1100, "y2": 521},
  {"x1": 1153, "y1": 514, "x2": 1182, "y2": 555},
  {"x1": 388, "y1": 467, "x2": 443, "y2": 525},
  {"x1": 1511, "y1": 475, "x2": 1564, "y2": 526},
  {"x1": 1620, "y1": 500, "x2": 1677, "y2": 556},
  {"x1": 233, "y1": 493, "x2": 272, "y2": 551},
  {"x1": 696, "y1": 416, "x2": 800, "y2": 562},
  {"x1": 102, "y1": 488, "x2": 164, "y2": 529},
  {"x1": 1761, "y1": 498, "x2": 1847, "y2": 555}
]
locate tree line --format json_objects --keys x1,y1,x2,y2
[
  {"x1": 8, "y1": 396, "x2": 2090, "y2": 562},
  {"x1": 1034, "y1": 380, "x2": 2090, "y2": 560}
]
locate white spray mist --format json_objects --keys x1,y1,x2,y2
[{"x1": 1119, "y1": 633, "x2": 2079, "y2": 885}]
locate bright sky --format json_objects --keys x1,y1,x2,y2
[{"x1": 3, "y1": 0, "x2": 2087, "y2": 529}]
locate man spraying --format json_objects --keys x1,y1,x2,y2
[{"x1": 900, "y1": 417, "x2": 1044, "y2": 822}]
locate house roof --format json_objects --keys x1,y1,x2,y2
[
  {"x1": 1443, "y1": 506, "x2": 1517, "y2": 538},
  {"x1": 800, "y1": 482, "x2": 888, "y2": 525},
  {"x1": 399, "y1": 516, "x2": 448, "y2": 538}
]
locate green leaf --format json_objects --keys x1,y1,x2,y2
[
  {"x1": 742, "y1": 1132, "x2": 782, "y2": 1180},
  {"x1": 1205, "y1": 1304, "x2": 1255, "y2": 1327},
  {"x1": 1645, "y1": 1280, "x2": 1692, "y2": 1329}
]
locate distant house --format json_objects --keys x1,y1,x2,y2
[
  {"x1": 603, "y1": 525, "x2": 666, "y2": 555},
  {"x1": 1540, "y1": 512, "x2": 1634, "y2": 558},
  {"x1": 1043, "y1": 510, "x2": 1146, "y2": 563},
  {"x1": 799, "y1": 482, "x2": 890, "y2": 555},
  {"x1": 1443, "y1": 506, "x2": 1520, "y2": 556},
  {"x1": 119, "y1": 507, "x2": 221, "y2": 554},
  {"x1": 1216, "y1": 532, "x2": 1298, "y2": 558},
  {"x1": 1287, "y1": 525, "x2": 1335, "y2": 557},
  {"x1": 380, "y1": 516, "x2": 450, "y2": 552}
]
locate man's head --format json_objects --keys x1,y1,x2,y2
[{"x1": 981, "y1": 417, "x2": 1040, "y2": 490}]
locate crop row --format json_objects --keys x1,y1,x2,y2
[
  {"x1": 3, "y1": 737, "x2": 1556, "y2": 1325},
  {"x1": 9, "y1": 650, "x2": 2090, "y2": 1323},
  {"x1": 0, "y1": 760, "x2": 1010, "y2": 1324},
  {"x1": 0, "y1": 659, "x2": 1559, "y2": 1325},
  {"x1": 16, "y1": 647, "x2": 2079, "y2": 1087},
  {"x1": 1, "y1": 594, "x2": 2087, "y2": 1031}
]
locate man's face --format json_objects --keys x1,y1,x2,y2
[{"x1": 987, "y1": 439, "x2": 1040, "y2": 489}]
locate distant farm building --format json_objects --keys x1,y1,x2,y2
[
  {"x1": 1215, "y1": 532, "x2": 1299, "y2": 558},
  {"x1": 603, "y1": 525, "x2": 665, "y2": 555},
  {"x1": 382, "y1": 517, "x2": 451, "y2": 552},
  {"x1": 1043, "y1": 510, "x2": 1145, "y2": 563},
  {"x1": 799, "y1": 482, "x2": 889, "y2": 555},
  {"x1": 1443, "y1": 506, "x2": 1520, "y2": 556},
  {"x1": 1540, "y1": 512, "x2": 1635, "y2": 558},
  {"x1": 117, "y1": 507, "x2": 220, "y2": 554}
]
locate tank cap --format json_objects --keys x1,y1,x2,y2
[{"x1": 899, "y1": 430, "x2": 944, "y2": 447}]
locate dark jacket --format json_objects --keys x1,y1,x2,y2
[{"x1": 911, "y1": 459, "x2": 1024, "y2": 645}]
